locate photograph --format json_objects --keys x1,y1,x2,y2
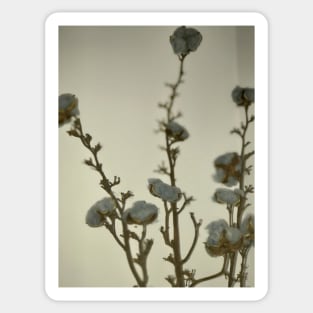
[{"x1": 45, "y1": 12, "x2": 267, "y2": 301}]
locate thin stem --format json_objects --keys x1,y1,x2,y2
[
  {"x1": 228, "y1": 104, "x2": 254, "y2": 287},
  {"x1": 167, "y1": 55, "x2": 186, "y2": 117},
  {"x1": 76, "y1": 119, "x2": 112, "y2": 194},
  {"x1": 228, "y1": 252, "x2": 238, "y2": 287},
  {"x1": 239, "y1": 246, "x2": 251, "y2": 287},
  {"x1": 70, "y1": 118, "x2": 147, "y2": 287},
  {"x1": 171, "y1": 202, "x2": 184, "y2": 287},
  {"x1": 178, "y1": 193, "x2": 194, "y2": 214},
  {"x1": 104, "y1": 218, "x2": 125, "y2": 250},
  {"x1": 163, "y1": 57, "x2": 186, "y2": 287},
  {"x1": 190, "y1": 255, "x2": 229, "y2": 287},
  {"x1": 139, "y1": 225, "x2": 149, "y2": 286},
  {"x1": 161, "y1": 201, "x2": 172, "y2": 247},
  {"x1": 182, "y1": 213, "x2": 201, "y2": 264},
  {"x1": 237, "y1": 105, "x2": 251, "y2": 226},
  {"x1": 165, "y1": 135, "x2": 184, "y2": 285},
  {"x1": 122, "y1": 222, "x2": 146, "y2": 287},
  {"x1": 227, "y1": 204, "x2": 234, "y2": 227}
]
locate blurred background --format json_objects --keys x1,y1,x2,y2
[{"x1": 59, "y1": 26, "x2": 254, "y2": 287}]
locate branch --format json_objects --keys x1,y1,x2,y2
[
  {"x1": 165, "y1": 275, "x2": 176, "y2": 287},
  {"x1": 160, "y1": 201, "x2": 172, "y2": 246},
  {"x1": 68, "y1": 118, "x2": 117, "y2": 194},
  {"x1": 163, "y1": 253, "x2": 175, "y2": 264},
  {"x1": 134, "y1": 225, "x2": 154, "y2": 286},
  {"x1": 238, "y1": 246, "x2": 251, "y2": 287},
  {"x1": 182, "y1": 213, "x2": 202, "y2": 264},
  {"x1": 183, "y1": 269, "x2": 196, "y2": 287},
  {"x1": 244, "y1": 150, "x2": 255, "y2": 161},
  {"x1": 230, "y1": 127, "x2": 243, "y2": 138},
  {"x1": 154, "y1": 161, "x2": 171, "y2": 177},
  {"x1": 178, "y1": 193, "x2": 195, "y2": 214},
  {"x1": 68, "y1": 117, "x2": 147, "y2": 287},
  {"x1": 228, "y1": 104, "x2": 254, "y2": 287},
  {"x1": 157, "y1": 55, "x2": 187, "y2": 287},
  {"x1": 244, "y1": 185, "x2": 254, "y2": 194},
  {"x1": 104, "y1": 218, "x2": 125, "y2": 250},
  {"x1": 189, "y1": 255, "x2": 229, "y2": 287}
]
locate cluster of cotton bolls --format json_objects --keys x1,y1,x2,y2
[
  {"x1": 207, "y1": 81, "x2": 255, "y2": 256},
  {"x1": 86, "y1": 198, "x2": 159, "y2": 227},
  {"x1": 205, "y1": 215, "x2": 254, "y2": 257},
  {"x1": 205, "y1": 219, "x2": 242, "y2": 257}
]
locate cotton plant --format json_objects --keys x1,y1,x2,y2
[
  {"x1": 149, "y1": 26, "x2": 204, "y2": 287},
  {"x1": 207, "y1": 85, "x2": 255, "y2": 287},
  {"x1": 59, "y1": 94, "x2": 157, "y2": 288},
  {"x1": 59, "y1": 26, "x2": 254, "y2": 287}
]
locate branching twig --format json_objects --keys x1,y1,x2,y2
[
  {"x1": 238, "y1": 246, "x2": 251, "y2": 287},
  {"x1": 161, "y1": 56, "x2": 187, "y2": 287},
  {"x1": 103, "y1": 217, "x2": 125, "y2": 250},
  {"x1": 227, "y1": 103, "x2": 255, "y2": 288},
  {"x1": 189, "y1": 255, "x2": 229, "y2": 287},
  {"x1": 160, "y1": 201, "x2": 172, "y2": 247},
  {"x1": 182, "y1": 213, "x2": 202, "y2": 264},
  {"x1": 178, "y1": 193, "x2": 195, "y2": 214},
  {"x1": 68, "y1": 117, "x2": 149, "y2": 287}
]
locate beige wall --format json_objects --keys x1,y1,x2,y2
[{"x1": 59, "y1": 26, "x2": 254, "y2": 287}]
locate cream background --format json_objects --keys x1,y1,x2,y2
[{"x1": 59, "y1": 26, "x2": 254, "y2": 287}]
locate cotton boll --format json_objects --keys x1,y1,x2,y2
[
  {"x1": 214, "y1": 188, "x2": 241, "y2": 205},
  {"x1": 226, "y1": 227, "x2": 242, "y2": 244},
  {"x1": 214, "y1": 152, "x2": 236, "y2": 165},
  {"x1": 240, "y1": 214, "x2": 255, "y2": 246},
  {"x1": 206, "y1": 219, "x2": 228, "y2": 234},
  {"x1": 95, "y1": 198, "x2": 115, "y2": 214},
  {"x1": 148, "y1": 178, "x2": 182, "y2": 203},
  {"x1": 169, "y1": 26, "x2": 202, "y2": 56},
  {"x1": 123, "y1": 201, "x2": 159, "y2": 225},
  {"x1": 59, "y1": 93, "x2": 79, "y2": 127},
  {"x1": 205, "y1": 219, "x2": 243, "y2": 256},
  {"x1": 85, "y1": 197, "x2": 116, "y2": 227},
  {"x1": 166, "y1": 121, "x2": 189, "y2": 141},
  {"x1": 231, "y1": 86, "x2": 255, "y2": 106},
  {"x1": 213, "y1": 152, "x2": 241, "y2": 187},
  {"x1": 86, "y1": 206, "x2": 105, "y2": 227}
]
